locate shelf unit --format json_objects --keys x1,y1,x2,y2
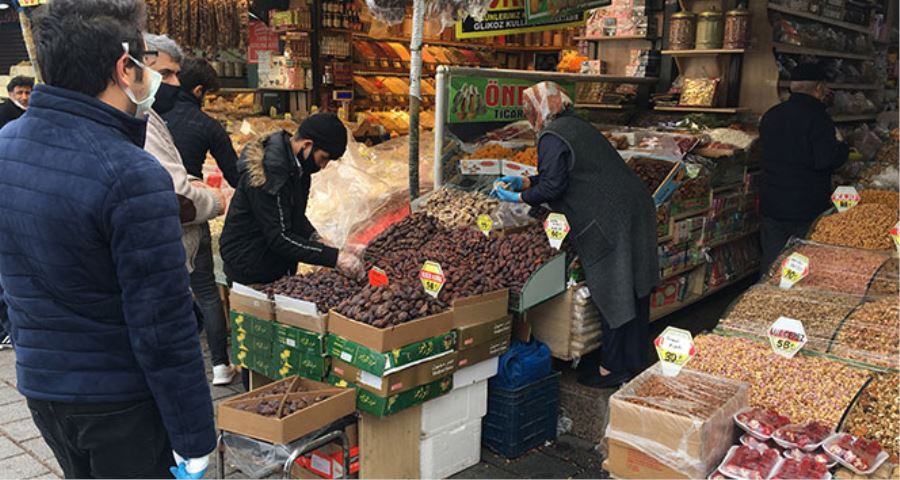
[
  {"x1": 654, "y1": 106, "x2": 749, "y2": 114},
  {"x1": 777, "y1": 81, "x2": 880, "y2": 90},
  {"x1": 574, "y1": 35, "x2": 657, "y2": 42},
  {"x1": 832, "y1": 113, "x2": 879, "y2": 122},
  {"x1": 767, "y1": 3, "x2": 872, "y2": 34},
  {"x1": 351, "y1": 33, "x2": 492, "y2": 50},
  {"x1": 574, "y1": 103, "x2": 631, "y2": 110},
  {"x1": 662, "y1": 48, "x2": 746, "y2": 56},
  {"x1": 773, "y1": 43, "x2": 874, "y2": 61},
  {"x1": 650, "y1": 269, "x2": 758, "y2": 322}
]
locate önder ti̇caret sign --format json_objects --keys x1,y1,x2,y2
[
  {"x1": 456, "y1": 0, "x2": 592, "y2": 39},
  {"x1": 449, "y1": 75, "x2": 576, "y2": 123}
]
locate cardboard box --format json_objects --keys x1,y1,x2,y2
[
  {"x1": 606, "y1": 439, "x2": 690, "y2": 479},
  {"x1": 248, "y1": 335, "x2": 273, "y2": 357},
  {"x1": 451, "y1": 289, "x2": 509, "y2": 328},
  {"x1": 229, "y1": 284, "x2": 275, "y2": 321},
  {"x1": 421, "y1": 380, "x2": 487, "y2": 437},
  {"x1": 328, "y1": 309, "x2": 453, "y2": 353},
  {"x1": 326, "y1": 331, "x2": 457, "y2": 376},
  {"x1": 331, "y1": 376, "x2": 453, "y2": 417},
  {"x1": 275, "y1": 294, "x2": 328, "y2": 333},
  {"x1": 217, "y1": 388, "x2": 356, "y2": 444},
  {"x1": 330, "y1": 351, "x2": 457, "y2": 397},
  {"x1": 305, "y1": 444, "x2": 360, "y2": 479},
  {"x1": 225, "y1": 376, "x2": 335, "y2": 404},
  {"x1": 456, "y1": 336, "x2": 509, "y2": 369},
  {"x1": 232, "y1": 345, "x2": 250, "y2": 369},
  {"x1": 457, "y1": 315, "x2": 512, "y2": 351},
  {"x1": 276, "y1": 323, "x2": 325, "y2": 353},
  {"x1": 274, "y1": 349, "x2": 329, "y2": 380},
  {"x1": 453, "y1": 357, "x2": 498, "y2": 388}
]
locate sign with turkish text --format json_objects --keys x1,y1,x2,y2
[
  {"x1": 767, "y1": 317, "x2": 807, "y2": 358},
  {"x1": 655, "y1": 327, "x2": 696, "y2": 376},
  {"x1": 456, "y1": 0, "x2": 587, "y2": 39},
  {"x1": 524, "y1": 0, "x2": 611, "y2": 22},
  {"x1": 543, "y1": 212, "x2": 570, "y2": 250},
  {"x1": 448, "y1": 75, "x2": 576, "y2": 123},
  {"x1": 248, "y1": 20, "x2": 280, "y2": 64},
  {"x1": 368, "y1": 267, "x2": 389, "y2": 288},
  {"x1": 779, "y1": 253, "x2": 810, "y2": 289},
  {"x1": 831, "y1": 186, "x2": 860, "y2": 212},
  {"x1": 419, "y1": 261, "x2": 445, "y2": 298}
]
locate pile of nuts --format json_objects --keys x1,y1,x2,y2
[
  {"x1": 810, "y1": 204, "x2": 899, "y2": 250},
  {"x1": 623, "y1": 369, "x2": 741, "y2": 418},
  {"x1": 688, "y1": 335, "x2": 870, "y2": 428},
  {"x1": 841, "y1": 373, "x2": 900, "y2": 461},
  {"x1": 421, "y1": 188, "x2": 499, "y2": 229},
  {"x1": 262, "y1": 270, "x2": 364, "y2": 312},
  {"x1": 333, "y1": 282, "x2": 448, "y2": 327},
  {"x1": 859, "y1": 189, "x2": 899, "y2": 209},
  {"x1": 465, "y1": 143, "x2": 515, "y2": 160},
  {"x1": 832, "y1": 296, "x2": 900, "y2": 370},
  {"x1": 628, "y1": 157, "x2": 673, "y2": 194},
  {"x1": 766, "y1": 243, "x2": 888, "y2": 295},
  {"x1": 720, "y1": 285, "x2": 859, "y2": 353},
  {"x1": 868, "y1": 258, "x2": 899, "y2": 296}
]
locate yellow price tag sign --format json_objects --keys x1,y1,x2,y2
[
  {"x1": 477, "y1": 214, "x2": 493, "y2": 237},
  {"x1": 543, "y1": 212, "x2": 570, "y2": 250},
  {"x1": 779, "y1": 252, "x2": 809, "y2": 289},
  {"x1": 891, "y1": 222, "x2": 900, "y2": 251},
  {"x1": 767, "y1": 317, "x2": 807, "y2": 358},
  {"x1": 419, "y1": 260, "x2": 445, "y2": 298},
  {"x1": 831, "y1": 186, "x2": 860, "y2": 213},
  {"x1": 654, "y1": 327, "x2": 696, "y2": 376}
]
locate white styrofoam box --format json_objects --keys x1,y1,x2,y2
[
  {"x1": 420, "y1": 419, "x2": 482, "y2": 480},
  {"x1": 421, "y1": 380, "x2": 487, "y2": 437},
  {"x1": 453, "y1": 356, "x2": 499, "y2": 388}
]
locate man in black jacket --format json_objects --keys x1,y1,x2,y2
[
  {"x1": 221, "y1": 112, "x2": 363, "y2": 286},
  {"x1": 0, "y1": 76, "x2": 33, "y2": 130},
  {"x1": 759, "y1": 63, "x2": 849, "y2": 271}
]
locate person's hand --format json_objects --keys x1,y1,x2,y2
[
  {"x1": 336, "y1": 250, "x2": 364, "y2": 279},
  {"x1": 191, "y1": 181, "x2": 226, "y2": 216},
  {"x1": 497, "y1": 175, "x2": 524, "y2": 191},
  {"x1": 491, "y1": 187, "x2": 521, "y2": 203},
  {"x1": 170, "y1": 454, "x2": 208, "y2": 479}
]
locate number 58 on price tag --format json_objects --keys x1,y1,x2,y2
[{"x1": 419, "y1": 261, "x2": 445, "y2": 298}]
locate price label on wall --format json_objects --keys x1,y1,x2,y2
[
  {"x1": 477, "y1": 214, "x2": 493, "y2": 237},
  {"x1": 767, "y1": 316, "x2": 807, "y2": 358},
  {"x1": 544, "y1": 213, "x2": 570, "y2": 250},
  {"x1": 779, "y1": 253, "x2": 810, "y2": 289},
  {"x1": 419, "y1": 261, "x2": 445, "y2": 298},
  {"x1": 654, "y1": 327, "x2": 696, "y2": 377},
  {"x1": 831, "y1": 186, "x2": 860, "y2": 212}
]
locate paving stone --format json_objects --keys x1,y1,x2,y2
[
  {"x1": 542, "y1": 435, "x2": 604, "y2": 471},
  {"x1": 450, "y1": 463, "x2": 520, "y2": 479},
  {"x1": 0, "y1": 400, "x2": 31, "y2": 424},
  {"x1": 2, "y1": 418, "x2": 41, "y2": 442},
  {"x1": 500, "y1": 449, "x2": 581, "y2": 479},
  {"x1": 0, "y1": 453, "x2": 49, "y2": 479},
  {"x1": 21, "y1": 438, "x2": 54, "y2": 462},
  {"x1": 0, "y1": 383, "x2": 23, "y2": 406},
  {"x1": 0, "y1": 435, "x2": 24, "y2": 460},
  {"x1": 211, "y1": 385, "x2": 238, "y2": 401}
]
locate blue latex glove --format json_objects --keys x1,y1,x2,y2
[
  {"x1": 170, "y1": 454, "x2": 208, "y2": 479},
  {"x1": 497, "y1": 175, "x2": 524, "y2": 191},
  {"x1": 492, "y1": 187, "x2": 521, "y2": 203}
]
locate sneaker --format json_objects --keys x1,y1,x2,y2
[
  {"x1": 0, "y1": 335, "x2": 11, "y2": 350},
  {"x1": 212, "y1": 364, "x2": 236, "y2": 386}
]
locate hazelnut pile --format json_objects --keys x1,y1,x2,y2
[
  {"x1": 262, "y1": 270, "x2": 364, "y2": 312},
  {"x1": 810, "y1": 204, "x2": 898, "y2": 250},
  {"x1": 831, "y1": 296, "x2": 900, "y2": 370},
  {"x1": 859, "y1": 189, "x2": 899, "y2": 209}
]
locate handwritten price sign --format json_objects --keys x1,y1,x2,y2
[
  {"x1": 654, "y1": 327, "x2": 696, "y2": 376},
  {"x1": 543, "y1": 212, "x2": 570, "y2": 250},
  {"x1": 779, "y1": 252, "x2": 810, "y2": 289},
  {"x1": 419, "y1": 261, "x2": 445, "y2": 298},
  {"x1": 768, "y1": 317, "x2": 807, "y2": 358},
  {"x1": 477, "y1": 214, "x2": 493, "y2": 237},
  {"x1": 831, "y1": 186, "x2": 860, "y2": 213},
  {"x1": 891, "y1": 222, "x2": 900, "y2": 251}
]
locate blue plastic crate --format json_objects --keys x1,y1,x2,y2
[{"x1": 482, "y1": 371, "x2": 560, "y2": 458}]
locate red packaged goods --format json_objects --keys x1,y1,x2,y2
[
  {"x1": 771, "y1": 457, "x2": 830, "y2": 480},
  {"x1": 719, "y1": 445, "x2": 780, "y2": 480},
  {"x1": 740, "y1": 434, "x2": 774, "y2": 451},
  {"x1": 824, "y1": 434, "x2": 888, "y2": 474},
  {"x1": 773, "y1": 422, "x2": 832, "y2": 450},
  {"x1": 783, "y1": 449, "x2": 836, "y2": 468},
  {"x1": 735, "y1": 407, "x2": 791, "y2": 439}
]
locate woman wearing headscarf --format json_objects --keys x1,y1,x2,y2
[{"x1": 493, "y1": 82, "x2": 659, "y2": 388}]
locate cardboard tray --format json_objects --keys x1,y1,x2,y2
[
  {"x1": 508, "y1": 254, "x2": 567, "y2": 313},
  {"x1": 451, "y1": 289, "x2": 509, "y2": 329},
  {"x1": 330, "y1": 351, "x2": 458, "y2": 397},
  {"x1": 223, "y1": 377, "x2": 336, "y2": 404},
  {"x1": 230, "y1": 284, "x2": 275, "y2": 321},
  {"x1": 457, "y1": 315, "x2": 512, "y2": 351},
  {"x1": 328, "y1": 309, "x2": 453, "y2": 353}
]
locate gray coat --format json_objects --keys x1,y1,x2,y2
[{"x1": 542, "y1": 114, "x2": 659, "y2": 328}]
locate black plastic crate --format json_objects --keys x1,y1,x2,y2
[{"x1": 482, "y1": 371, "x2": 560, "y2": 458}]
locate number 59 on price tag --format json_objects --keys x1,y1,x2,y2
[{"x1": 654, "y1": 327, "x2": 696, "y2": 376}]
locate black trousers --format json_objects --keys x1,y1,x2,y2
[
  {"x1": 192, "y1": 223, "x2": 229, "y2": 366},
  {"x1": 599, "y1": 294, "x2": 651, "y2": 374},
  {"x1": 27, "y1": 397, "x2": 174, "y2": 479},
  {"x1": 760, "y1": 216, "x2": 814, "y2": 274}
]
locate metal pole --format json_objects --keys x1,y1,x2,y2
[
  {"x1": 407, "y1": 0, "x2": 425, "y2": 201},
  {"x1": 433, "y1": 66, "x2": 449, "y2": 190},
  {"x1": 18, "y1": 10, "x2": 43, "y2": 84}
]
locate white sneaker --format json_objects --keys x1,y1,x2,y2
[
  {"x1": 212, "y1": 364, "x2": 236, "y2": 386},
  {"x1": 0, "y1": 336, "x2": 11, "y2": 350}
]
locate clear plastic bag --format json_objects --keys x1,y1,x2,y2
[{"x1": 222, "y1": 426, "x2": 330, "y2": 478}]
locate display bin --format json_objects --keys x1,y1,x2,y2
[
  {"x1": 508, "y1": 254, "x2": 567, "y2": 313},
  {"x1": 482, "y1": 371, "x2": 561, "y2": 458}
]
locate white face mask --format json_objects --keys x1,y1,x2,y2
[{"x1": 119, "y1": 42, "x2": 162, "y2": 116}]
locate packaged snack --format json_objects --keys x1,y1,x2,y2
[
  {"x1": 679, "y1": 78, "x2": 720, "y2": 107},
  {"x1": 783, "y1": 448, "x2": 837, "y2": 468}
]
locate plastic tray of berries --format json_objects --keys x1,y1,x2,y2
[
  {"x1": 823, "y1": 433, "x2": 888, "y2": 475},
  {"x1": 770, "y1": 457, "x2": 831, "y2": 480},
  {"x1": 783, "y1": 448, "x2": 837, "y2": 469},
  {"x1": 734, "y1": 407, "x2": 791, "y2": 441},
  {"x1": 772, "y1": 421, "x2": 833, "y2": 451},
  {"x1": 716, "y1": 444, "x2": 781, "y2": 480}
]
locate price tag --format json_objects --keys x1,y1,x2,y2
[
  {"x1": 543, "y1": 212, "x2": 570, "y2": 250},
  {"x1": 477, "y1": 214, "x2": 493, "y2": 237},
  {"x1": 654, "y1": 327, "x2": 696, "y2": 377},
  {"x1": 891, "y1": 222, "x2": 900, "y2": 251},
  {"x1": 779, "y1": 252, "x2": 809, "y2": 289},
  {"x1": 831, "y1": 186, "x2": 860, "y2": 212},
  {"x1": 368, "y1": 267, "x2": 389, "y2": 288},
  {"x1": 767, "y1": 316, "x2": 807, "y2": 358},
  {"x1": 419, "y1": 261, "x2": 445, "y2": 298}
]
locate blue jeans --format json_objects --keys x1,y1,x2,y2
[{"x1": 192, "y1": 223, "x2": 229, "y2": 366}]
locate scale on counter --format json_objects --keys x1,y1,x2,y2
[{"x1": 333, "y1": 90, "x2": 353, "y2": 121}]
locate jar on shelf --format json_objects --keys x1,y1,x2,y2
[
  {"x1": 723, "y1": 8, "x2": 751, "y2": 49},
  {"x1": 669, "y1": 11, "x2": 696, "y2": 50},
  {"x1": 695, "y1": 10, "x2": 723, "y2": 50}
]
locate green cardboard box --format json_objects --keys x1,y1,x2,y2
[
  {"x1": 273, "y1": 349, "x2": 329, "y2": 380},
  {"x1": 230, "y1": 310, "x2": 250, "y2": 334},
  {"x1": 249, "y1": 352, "x2": 277, "y2": 379},
  {"x1": 232, "y1": 345, "x2": 250, "y2": 369},
  {"x1": 275, "y1": 323, "x2": 325, "y2": 354},
  {"x1": 327, "y1": 375, "x2": 453, "y2": 417},
  {"x1": 326, "y1": 331, "x2": 458, "y2": 376},
  {"x1": 248, "y1": 335, "x2": 272, "y2": 357},
  {"x1": 230, "y1": 310, "x2": 275, "y2": 339}
]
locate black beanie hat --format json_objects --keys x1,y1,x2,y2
[
  {"x1": 297, "y1": 112, "x2": 347, "y2": 159},
  {"x1": 791, "y1": 63, "x2": 827, "y2": 82}
]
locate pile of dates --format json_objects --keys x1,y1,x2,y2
[
  {"x1": 628, "y1": 157, "x2": 673, "y2": 194},
  {"x1": 334, "y1": 282, "x2": 449, "y2": 327},
  {"x1": 485, "y1": 225, "x2": 557, "y2": 292},
  {"x1": 262, "y1": 270, "x2": 363, "y2": 312},
  {"x1": 364, "y1": 213, "x2": 441, "y2": 265},
  {"x1": 280, "y1": 394, "x2": 328, "y2": 418},
  {"x1": 235, "y1": 398, "x2": 281, "y2": 417}
]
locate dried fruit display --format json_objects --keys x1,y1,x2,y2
[
  {"x1": 810, "y1": 203, "x2": 899, "y2": 250},
  {"x1": 765, "y1": 241, "x2": 889, "y2": 295},
  {"x1": 484, "y1": 225, "x2": 559, "y2": 293},
  {"x1": 628, "y1": 157, "x2": 674, "y2": 195},
  {"x1": 421, "y1": 188, "x2": 499, "y2": 229},
  {"x1": 688, "y1": 335, "x2": 870, "y2": 428},
  {"x1": 773, "y1": 422, "x2": 833, "y2": 450},
  {"x1": 279, "y1": 394, "x2": 328, "y2": 418},
  {"x1": 718, "y1": 444, "x2": 780, "y2": 480},
  {"x1": 720, "y1": 285, "x2": 859, "y2": 353},
  {"x1": 859, "y1": 189, "x2": 899, "y2": 209},
  {"x1": 333, "y1": 281, "x2": 448, "y2": 328},
  {"x1": 465, "y1": 143, "x2": 516, "y2": 160},
  {"x1": 234, "y1": 398, "x2": 282, "y2": 417},
  {"x1": 736, "y1": 407, "x2": 791, "y2": 439},
  {"x1": 771, "y1": 457, "x2": 830, "y2": 480},
  {"x1": 510, "y1": 147, "x2": 538, "y2": 167},
  {"x1": 621, "y1": 368, "x2": 743, "y2": 419},
  {"x1": 831, "y1": 296, "x2": 900, "y2": 370},
  {"x1": 825, "y1": 434, "x2": 887, "y2": 473},
  {"x1": 842, "y1": 373, "x2": 900, "y2": 461},
  {"x1": 262, "y1": 270, "x2": 364, "y2": 312},
  {"x1": 364, "y1": 213, "x2": 443, "y2": 265},
  {"x1": 868, "y1": 258, "x2": 899, "y2": 296}
]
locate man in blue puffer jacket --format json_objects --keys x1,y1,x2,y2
[{"x1": 0, "y1": 1, "x2": 215, "y2": 478}]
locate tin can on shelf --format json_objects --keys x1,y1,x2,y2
[
  {"x1": 696, "y1": 11, "x2": 723, "y2": 50},
  {"x1": 669, "y1": 11, "x2": 696, "y2": 50},
  {"x1": 724, "y1": 8, "x2": 751, "y2": 49}
]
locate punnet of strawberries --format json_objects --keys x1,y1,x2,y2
[
  {"x1": 737, "y1": 407, "x2": 791, "y2": 438},
  {"x1": 721, "y1": 445, "x2": 780, "y2": 480},
  {"x1": 773, "y1": 421, "x2": 832, "y2": 448}
]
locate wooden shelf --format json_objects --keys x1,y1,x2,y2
[
  {"x1": 574, "y1": 103, "x2": 631, "y2": 110},
  {"x1": 773, "y1": 43, "x2": 873, "y2": 61},
  {"x1": 704, "y1": 229, "x2": 760, "y2": 250},
  {"x1": 351, "y1": 33, "x2": 492, "y2": 50},
  {"x1": 777, "y1": 81, "x2": 880, "y2": 91},
  {"x1": 650, "y1": 269, "x2": 758, "y2": 322},
  {"x1": 654, "y1": 106, "x2": 748, "y2": 114},
  {"x1": 574, "y1": 35, "x2": 656, "y2": 42},
  {"x1": 354, "y1": 71, "x2": 435, "y2": 78},
  {"x1": 258, "y1": 87, "x2": 312, "y2": 92},
  {"x1": 494, "y1": 45, "x2": 567, "y2": 53},
  {"x1": 662, "y1": 49, "x2": 746, "y2": 56},
  {"x1": 832, "y1": 113, "x2": 878, "y2": 122},
  {"x1": 767, "y1": 3, "x2": 872, "y2": 35}
]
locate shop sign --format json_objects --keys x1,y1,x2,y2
[
  {"x1": 477, "y1": 214, "x2": 493, "y2": 237},
  {"x1": 891, "y1": 221, "x2": 900, "y2": 250},
  {"x1": 767, "y1": 316, "x2": 807, "y2": 358},
  {"x1": 543, "y1": 212, "x2": 570, "y2": 250},
  {"x1": 456, "y1": 0, "x2": 588, "y2": 39},
  {"x1": 248, "y1": 20, "x2": 280, "y2": 64},
  {"x1": 524, "y1": 0, "x2": 611, "y2": 22},
  {"x1": 654, "y1": 326, "x2": 695, "y2": 377},
  {"x1": 448, "y1": 75, "x2": 576, "y2": 123},
  {"x1": 779, "y1": 252, "x2": 809, "y2": 289},
  {"x1": 368, "y1": 267, "x2": 388, "y2": 288},
  {"x1": 17, "y1": 0, "x2": 48, "y2": 7},
  {"x1": 831, "y1": 186, "x2": 860, "y2": 212},
  {"x1": 419, "y1": 261, "x2": 445, "y2": 298}
]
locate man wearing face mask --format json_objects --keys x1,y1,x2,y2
[
  {"x1": 0, "y1": 76, "x2": 34, "y2": 129},
  {"x1": 0, "y1": 1, "x2": 215, "y2": 479},
  {"x1": 759, "y1": 63, "x2": 849, "y2": 271}
]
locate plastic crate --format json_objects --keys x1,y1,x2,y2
[{"x1": 482, "y1": 371, "x2": 560, "y2": 458}]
